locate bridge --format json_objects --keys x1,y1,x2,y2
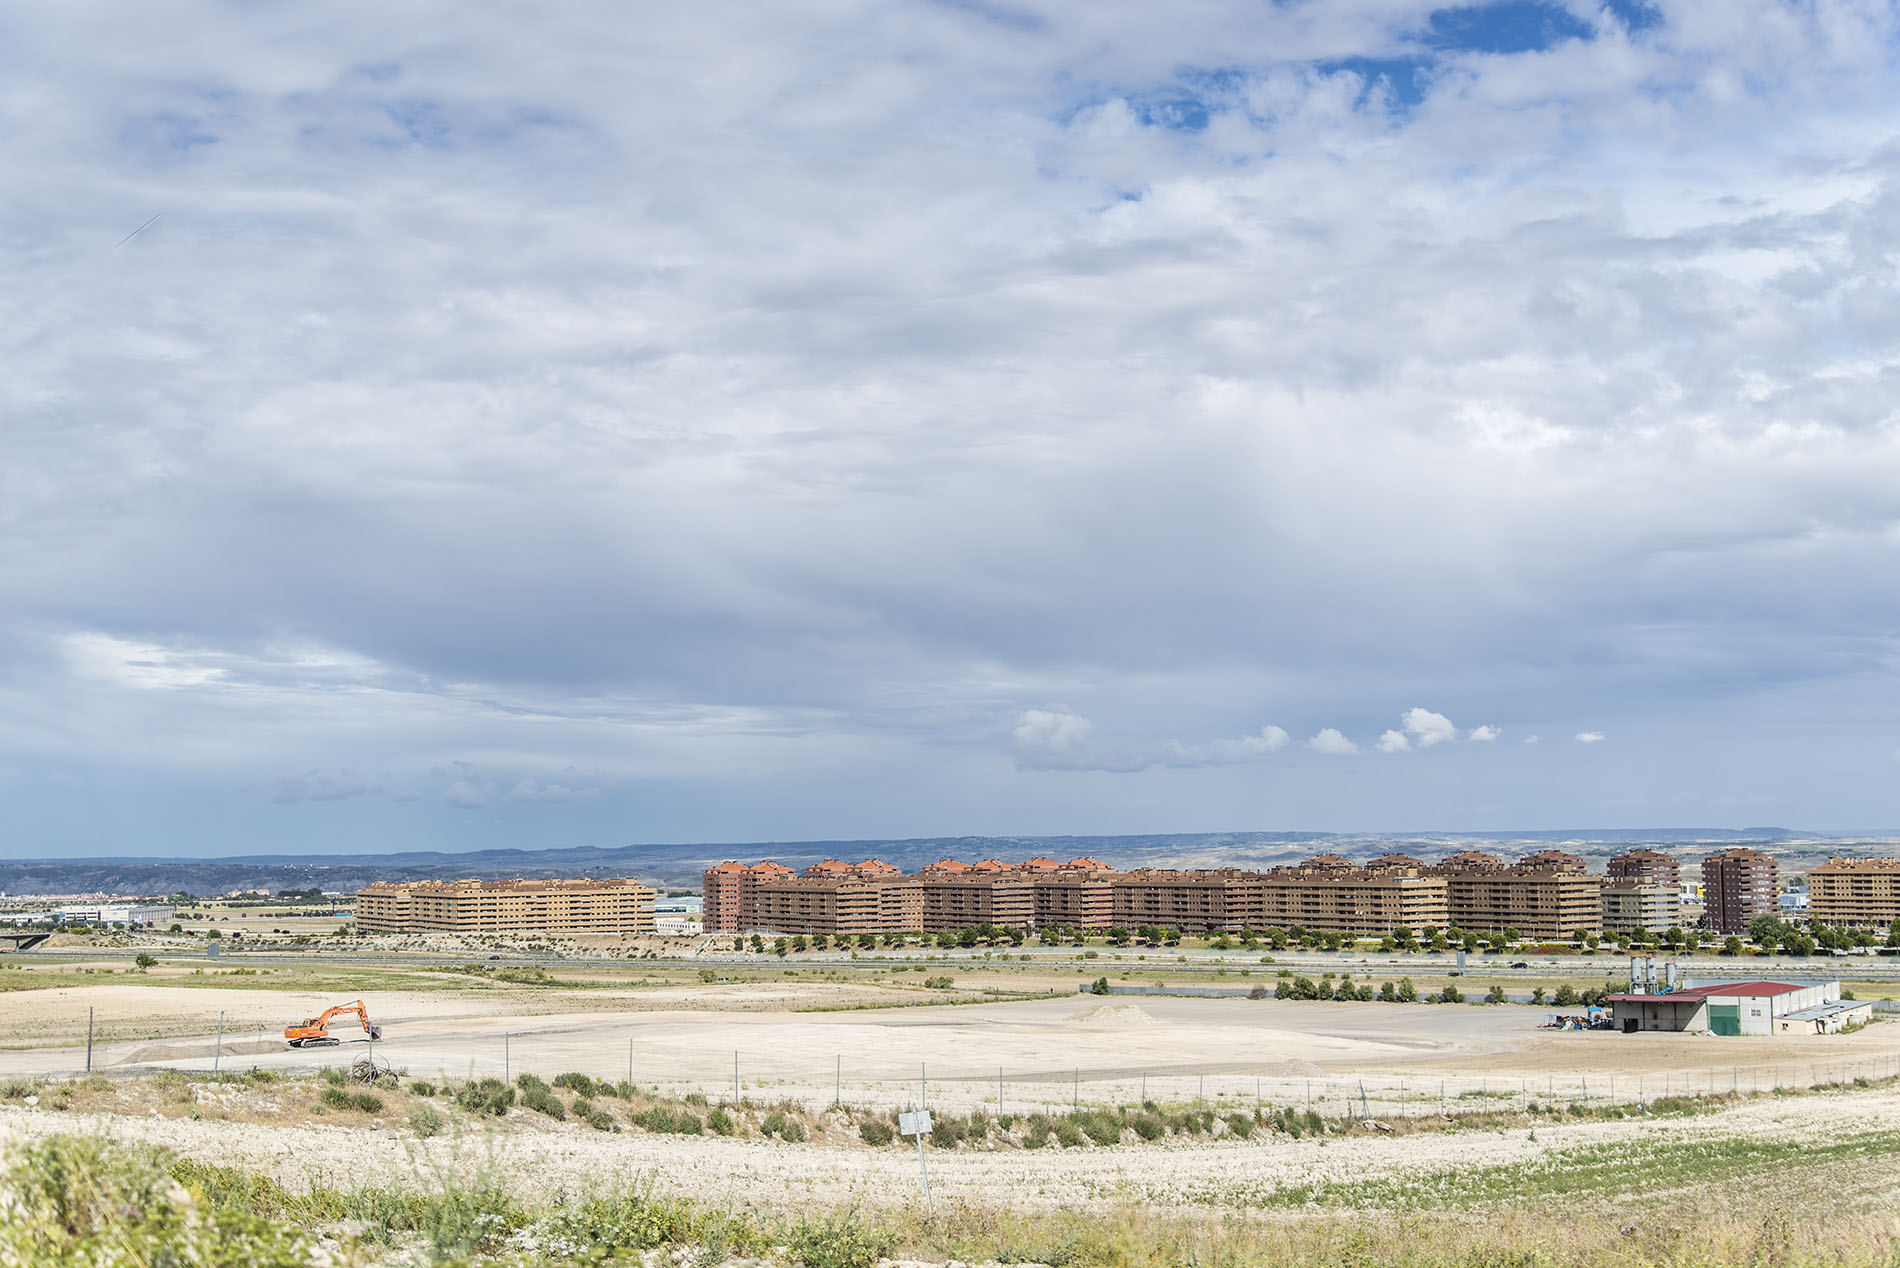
[{"x1": 0, "y1": 932, "x2": 49, "y2": 952}]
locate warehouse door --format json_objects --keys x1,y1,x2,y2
[{"x1": 1708, "y1": 1003, "x2": 1741, "y2": 1036}]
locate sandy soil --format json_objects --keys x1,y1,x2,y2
[
  {"x1": 7, "y1": 986, "x2": 1900, "y2": 1115},
  {"x1": 5, "y1": 1084, "x2": 1897, "y2": 1216}
]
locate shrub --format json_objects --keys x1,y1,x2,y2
[
  {"x1": 1131, "y1": 1112, "x2": 1165, "y2": 1140},
  {"x1": 930, "y1": 1115, "x2": 967, "y2": 1148},
  {"x1": 761, "y1": 1111, "x2": 788, "y2": 1138},
  {"x1": 516, "y1": 1073, "x2": 549, "y2": 1094},
  {"x1": 409, "y1": 1104, "x2": 441, "y2": 1138},
  {"x1": 586, "y1": 1110, "x2": 616, "y2": 1132},
  {"x1": 455, "y1": 1078, "x2": 515, "y2": 1116},
  {"x1": 1073, "y1": 1109, "x2": 1122, "y2": 1146},
  {"x1": 522, "y1": 1086, "x2": 565, "y2": 1120},
  {"x1": 572, "y1": 1097, "x2": 594, "y2": 1118},
  {"x1": 1, "y1": 1078, "x2": 34, "y2": 1100},
  {"x1": 553, "y1": 1072, "x2": 597, "y2": 1096},
  {"x1": 779, "y1": 1117, "x2": 805, "y2": 1142},
  {"x1": 6, "y1": 1136, "x2": 311, "y2": 1268},
  {"x1": 318, "y1": 1087, "x2": 349, "y2": 1109},
  {"x1": 1053, "y1": 1119, "x2": 1086, "y2": 1147},
  {"x1": 322, "y1": 1067, "x2": 347, "y2": 1087},
  {"x1": 350, "y1": 1092, "x2": 383, "y2": 1114},
  {"x1": 707, "y1": 1106, "x2": 735, "y2": 1136},
  {"x1": 783, "y1": 1210, "x2": 896, "y2": 1268},
  {"x1": 407, "y1": 1080, "x2": 437, "y2": 1097},
  {"x1": 858, "y1": 1118, "x2": 894, "y2": 1146},
  {"x1": 1225, "y1": 1113, "x2": 1253, "y2": 1139},
  {"x1": 1022, "y1": 1115, "x2": 1052, "y2": 1149}
]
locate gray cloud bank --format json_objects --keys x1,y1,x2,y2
[{"x1": 2, "y1": 2, "x2": 1899, "y2": 854}]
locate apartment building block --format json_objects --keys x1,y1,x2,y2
[
  {"x1": 1702, "y1": 847, "x2": 1780, "y2": 935},
  {"x1": 1432, "y1": 849, "x2": 1603, "y2": 940},
  {"x1": 1807, "y1": 857, "x2": 1900, "y2": 929},
  {"x1": 1601, "y1": 848, "x2": 1684, "y2": 934},
  {"x1": 355, "y1": 878, "x2": 655, "y2": 935}
]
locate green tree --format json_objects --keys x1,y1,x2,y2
[
  {"x1": 1396, "y1": 977, "x2": 1418, "y2": 1003},
  {"x1": 1485, "y1": 983, "x2": 1507, "y2": 1004},
  {"x1": 1530, "y1": 986, "x2": 1546, "y2": 1004},
  {"x1": 1089, "y1": 976, "x2": 1109, "y2": 996},
  {"x1": 134, "y1": 953, "x2": 157, "y2": 972},
  {"x1": 1377, "y1": 981, "x2": 1397, "y2": 1002},
  {"x1": 1439, "y1": 983, "x2": 1465, "y2": 1003},
  {"x1": 1552, "y1": 982, "x2": 1580, "y2": 1007},
  {"x1": 1723, "y1": 935, "x2": 1743, "y2": 956},
  {"x1": 791, "y1": 934, "x2": 808, "y2": 952}
]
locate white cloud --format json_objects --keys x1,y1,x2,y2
[
  {"x1": 509, "y1": 778, "x2": 574, "y2": 803},
  {"x1": 1524, "y1": 735, "x2": 1541, "y2": 745},
  {"x1": 442, "y1": 779, "x2": 490, "y2": 809},
  {"x1": 1375, "y1": 729, "x2": 1411, "y2": 753},
  {"x1": 5, "y1": 4, "x2": 1900, "y2": 847},
  {"x1": 1576, "y1": 731, "x2": 1606, "y2": 744},
  {"x1": 1012, "y1": 707, "x2": 1094, "y2": 762},
  {"x1": 1401, "y1": 708, "x2": 1459, "y2": 747},
  {"x1": 1467, "y1": 725, "x2": 1500, "y2": 742},
  {"x1": 1308, "y1": 729, "x2": 1359, "y2": 756},
  {"x1": 1017, "y1": 714, "x2": 1290, "y2": 772}
]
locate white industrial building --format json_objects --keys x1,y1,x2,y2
[{"x1": 1606, "y1": 979, "x2": 1846, "y2": 1035}]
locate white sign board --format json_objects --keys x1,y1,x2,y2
[{"x1": 898, "y1": 1110, "x2": 933, "y2": 1138}]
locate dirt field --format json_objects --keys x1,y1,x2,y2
[{"x1": 5, "y1": 977, "x2": 1899, "y2": 1115}]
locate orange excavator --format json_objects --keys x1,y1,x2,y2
[{"x1": 285, "y1": 999, "x2": 382, "y2": 1048}]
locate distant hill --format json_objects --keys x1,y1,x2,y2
[{"x1": 3, "y1": 826, "x2": 1888, "y2": 897}]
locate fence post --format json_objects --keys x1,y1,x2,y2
[
  {"x1": 86, "y1": 1008, "x2": 94, "y2": 1075},
  {"x1": 504, "y1": 1032, "x2": 510, "y2": 1083}
]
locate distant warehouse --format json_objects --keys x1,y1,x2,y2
[{"x1": 355, "y1": 878, "x2": 655, "y2": 935}]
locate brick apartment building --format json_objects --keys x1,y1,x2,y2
[
  {"x1": 1701, "y1": 847, "x2": 1780, "y2": 934},
  {"x1": 1807, "y1": 857, "x2": 1900, "y2": 929},
  {"x1": 1429, "y1": 849, "x2": 1604, "y2": 940},
  {"x1": 1601, "y1": 847, "x2": 1683, "y2": 934},
  {"x1": 355, "y1": 877, "x2": 655, "y2": 935},
  {"x1": 702, "y1": 849, "x2": 1606, "y2": 938}
]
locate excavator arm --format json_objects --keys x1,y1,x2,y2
[{"x1": 284, "y1": 999, "x2": 383, "y2": 1047}]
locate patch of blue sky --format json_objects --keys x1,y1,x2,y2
[
  {"x1": 1600, "y1": 1, "x2": 1663, "y2": 34},
  {"x1": 1315, "y1": 56, "x2": 1437, "y2": 112},
  {"x1": 1421, "y1": 2, "x2": 1594, "y2": 55}
]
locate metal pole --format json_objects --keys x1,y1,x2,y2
[
  {"x1": 1198, "y1": 1073, "x2": 1204, "y2": 1104},
  {"x1": 835, "y1": 1054, "x2": 841, "y2": 1109},
  {"x1": 86, "y1": 1008, "x2": 93, "y2": 1075},
  {"x1": 214, "y1": 1010, "x2": 226, "y2": 1073},
  {"x1": 999, "y1": 1067, "x2": 1003, "y2": 1117},
  {"x1": 734, "y1": 1051, "x2": 739, "y2": 1103},
  {"x1": 921, "y1": 1062, "x2": 927, "y2": 1108},
  {"x1": 1073, "y1": 1068, "x2": 1079, "y2": 1110},
  {"x1": 915, "y1": 1116, "x2": 932, "y2": 1208},
  {"x1": 504, "y1": 1032, "x2": 510, "y2": 1082}
]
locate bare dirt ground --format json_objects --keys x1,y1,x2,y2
[{"x1": 5, "y1": 982, "x2": 1899, "y2": 1114}]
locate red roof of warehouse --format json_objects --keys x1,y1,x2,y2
[{"x1": 1606, "y1": 980, "x2": 1812, "y2": 1003}]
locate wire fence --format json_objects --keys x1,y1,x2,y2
[{"x1": 374, "y1": 1031, "x2": 1900, "y2": 1122}]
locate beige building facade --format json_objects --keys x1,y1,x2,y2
[{"x1": 355, "y1": 878, "x2": 656, "y2": 935}]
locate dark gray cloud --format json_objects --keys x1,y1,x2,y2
[{"x1": 3, "y1": 1, "x2": 1900, "y2": 855}]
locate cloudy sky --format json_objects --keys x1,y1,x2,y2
[{"x1": 4, "y1": 1, "x2": 1899, "y2": 858}]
